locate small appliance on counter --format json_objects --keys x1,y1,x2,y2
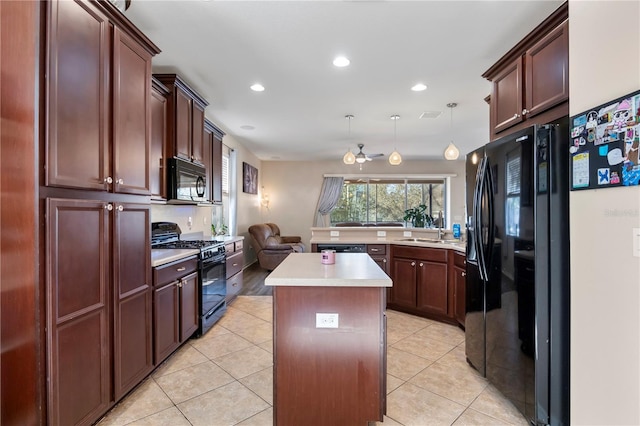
[{"x1": 152, "y1": 222, "x2": 227, "y2": 336}]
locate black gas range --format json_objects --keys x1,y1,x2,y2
[{"x1": 152, "y1": 222, "x2": 227, "y2": 337}]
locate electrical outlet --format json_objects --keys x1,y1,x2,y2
[
  {"x1": 403, "y1": 231, "x2": 412, "y2": 237},
  {"x1": 316, "y1": 313, "x2": 339, "y2": 328},
  {"x1": 330, "y1": 230, "x2": 340, "y2": 237},
  {"x1": 187, "y1": 216, "x2": 192, "y2": 227},
  {"x1": 377, "y1": 230, "x2": 386, "y2": 237},
  {"x1": 203, "y1": 217, "x2": 207, "y2": 225}
]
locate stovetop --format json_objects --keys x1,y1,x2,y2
[
  {"x1": 151, "y1": 222, "x2": 224, "y2": 254},
  {"x1": 153, "y1": 240, "x2": 221, "y2": 250}
]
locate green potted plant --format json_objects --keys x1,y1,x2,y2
[{"x1": 403, "y1": 204, "x2": 433, "y2": 228}]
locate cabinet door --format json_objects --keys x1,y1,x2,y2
[
  {"x1": 211, "y1": 133, "x2": 223, "y2": 203},
  {"x1": 150, "y1": 81, "x2": 168, "y2": 199},
  {"x1": 113, "y1": 203, "x2": 152, "y2": 399},
  {"x1": 492, "y1": 56, "x2": 524, "y2": 134},
  {"x1": 112, "y1": 27, "x2": 152, "y2": 195},
  {"x1": 174, "y1": 88, "x2": 192, "y2": 161},
  {"x1": 525, "y1": 21, "x2": 568, "y2": 118},
  {"x1": 180, "y1": 272, "x2": 199, "y2": 341},
  {"x1": 226, "y1": 270, "x2": 244, "y2": 303},
  {"x1": 154, "y1": 282, "x2": 180, "y2": 364},
  {"x1": 454, "y1": 267, "x2": 466, "y2": 327},
  {"x1": 46, "y1": 198, "x2": 111, "y2": 426},
  {"x1": 191, "y1": 102, "x2": 205, "y2": 165},
  {"x1": 416, "y1": 261, "x2": 448, "y2": 315},
  {"x1": 46, "y1": 0, "x2": 110, "y2": 190},
  {"x1": 391, "y1": 258, "x2": 417, "y2": 308}
]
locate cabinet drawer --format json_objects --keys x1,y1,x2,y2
[
  {"x1": 393, "y1": 246, "x2": 448, "y2": 263},
  {"x1": 226, "y1": 251, "x2": 244, "y2": 278},
  {"x1": 235, "y1": 240, "x2": 243, "y2": 251},
  {"x1": 453, "y1": 252, "x2": 466, "y2": 268},
  {"x1": 226, "y1": 270, "x2": 243, "y2": 301},
  {"x1": 154, "y1": 256, "x2": 198, "y2": 287},
  {"x1": 225, "y1": 243, "x2": 235, "y2": 253},
  {"x1": 367, "y1": 244, "x2": 387, "y2": 255}
]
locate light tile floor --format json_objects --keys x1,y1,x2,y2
[{"x1": 98, "y1": 296, "x2": 528, "y2": 426}]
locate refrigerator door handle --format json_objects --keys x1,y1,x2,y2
[
  {"x1": 474, "y1": 157, "x2": 489, "y2": 281},
  {"x1": 484, "y1": 158, "x2": 496, "y2": 278}
]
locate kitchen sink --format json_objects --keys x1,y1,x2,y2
[{"x1": 398, "y1": 237, "x2": 450, "y2": 243}]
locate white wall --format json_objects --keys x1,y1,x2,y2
[
  {"x1": 260, "y1": 159, "x2": 466, "y2": 250},
  {"x1": 569, "y1": 1, "x2": 640, "y2": 424}
]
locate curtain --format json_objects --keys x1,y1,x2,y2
[{"x1": 314, "y1": 177, "x2": 344, "y2": 227}]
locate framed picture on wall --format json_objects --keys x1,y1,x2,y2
[{"x1": 243, "y1": 162, "x2": 258, "y2": 194}]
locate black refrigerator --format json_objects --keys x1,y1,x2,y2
[{"x1": 465, "y1": 118, "x2": 570, "y2": 425}]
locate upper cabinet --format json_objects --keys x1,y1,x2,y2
[
  {"x1": 153, "y1": 74, "x2": 209, "y2": 166},
  {"x1": 46, "y1": 0, "x2": 160, "y2": 194},
  {"x1": 204, "y1": 119, "x2": 225, "y2": 204},
  {"x1": 150, "y1": 77, "x2": 169, "y2": 200},
  {"x1": 483, "y1": 3, "x2": 568, "y2": 139}
]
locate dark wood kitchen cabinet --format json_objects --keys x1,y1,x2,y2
[
  {"x1": 225, "y1": 240, "x2": 244, "y2": 303},
  {"x1": 150, "y1": 77, "x2": 169, "y2": 200},
  {"x1": 46, "y1": 0, "x2": 159, "y2": 194},
  {"x1": 153, "y1": 256, "x2": 199, "y2": 365},
  {"x1": 389, "y1": 245, "x2": 452, "y2": 323},
  {"x1": 154, "y1": 74, "x2": 209, "y2": 166},
  {"x1": 451, "y1": 251, "x2": 466, "y2": 328},
  {"x1": 483, "y1": 4, "x2": 568, "y2": 139},
  {"x1": 204, "y1": 119, "x2": 225, "y2": 204},
  {"x1": 46, "y1": 198, "x2": 152, "y2": 425},
  {"x1": 44, "y1": 1, "x2": 160, "y2": 425},
  {"x1": 367, "y1": 244, "x2": 391, "y2": 303}
]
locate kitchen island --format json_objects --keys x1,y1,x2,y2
[{"x1": 266, "y1": 253, "x2": 392, "y2": 426}]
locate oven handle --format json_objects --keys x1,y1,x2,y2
[{"x1": 202, "y1": 255, "x2": 226, "y2": 265}]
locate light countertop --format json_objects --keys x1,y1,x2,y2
[
  {"x1": 265, "y1": 253, "x2": 392, "y2": 288},
  {"x1": 151, "y1": 249, "x2": 199, "y2": 267}
]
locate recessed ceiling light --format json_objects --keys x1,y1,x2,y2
[
  {"x1": 333, "y1": 56, "x2": 350, "y2": 67},
  {"x1": 240, "y1": 125, "x2": 255, "y2": 130},
  {"x1": 250, "y1": 83, "x2": 265, "y2": 92},
  {"x1": 411, "y1": 83, "x2": 427, "y2": 92}
]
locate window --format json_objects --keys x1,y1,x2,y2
[
  {"x1": 505, "y1": 151, "x2": 520, "y2": 237},
  {"x1": 330, "y1": 177, "x2": 448, "y2": 226}
]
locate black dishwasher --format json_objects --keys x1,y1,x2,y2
[{"x1": 315, "y1": 244, "x2": 366, "y2": 253}]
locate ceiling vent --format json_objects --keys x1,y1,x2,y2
[{"x1": 419, "y1": 111, "x2": 442, "y2": 119}]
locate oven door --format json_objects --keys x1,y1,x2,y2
[{"x1": 199, "y1": 253, "x2": 227, "y2": 336}]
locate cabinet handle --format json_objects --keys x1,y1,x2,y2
[
  {"x1": 513, "y1": 113, "x2": 520, "y2": 119},
  {"x1": 116, "y1": 205, "x2": 123, "y2": 212},
  {"x1": 176, "y1": 267, "x2": 186, "y2": 272},
  {"x1": 411, "y1": 262, "x2": 416, "y2": 267},
  {"x1": 462, "y1": 272, "x2": 466, "y2": 277},
  {"x1": 104, "y1": 176, "x2": 113, "y2": 184},
  {"x1": 232, "y1": 263, "x2": 238, "y2": 267},
  {"x1": 105, "y1": 204, "x2": 113, "y2": 211},
  {"x1": 383, "y1": 259, "x2": 387, "y2": 263},
  {"x1": 117, "y1": 178, "x2": 124, "y2": 185},
  {"x1": 177, "y1": 282, "x2": 182, "y2": 288},
  {"x1": 522, "y1": 108, "x2": 529, "y2": 116},
  {"x1": 371, "y1": 248, "x2": 379, "y2": 252},
  {"x1": 419, "y1": 262, "x2": 424, "y2": 267},
  {"x1": 232, "y1": 282, "x2": 238, "y2": 287}
]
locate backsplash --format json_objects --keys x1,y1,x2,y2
[{"x1": 151, "y1": 204, "x2": 222, "y2": 238}]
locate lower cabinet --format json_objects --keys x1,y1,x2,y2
[
  {"x1": 451, "y1": 251, "x2": 466, "y2": 328},
  {"x1": 225, "y1": 240, "x2": 244, "y2": 303},
  {"x1": 367, "y1": 244, "x2": 391, "y2": 303},
  {"x1": 389, "y1": 245, "x2": 455, "y2": 324},
  {"x1": 153, "y1": 256, "x2": 199, "y2": 365},
  {"x1": 46, "y1": 198, "x2": 152, "y2": 425}
]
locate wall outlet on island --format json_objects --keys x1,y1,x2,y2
[
  {"x1": 330, "y1": 230, "x2": 340, "y2": 237},
  {"x1": 316, "y1": 313, "x2": 339, "y2": 328},
  {"x1": 377, "y1": 230, "x2": 386, "y2": 237},
  {"x1": 403, "y1": 231, "x2": 412, "y2": 237}
]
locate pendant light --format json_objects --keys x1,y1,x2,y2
[
  {"x1": 389, "y1": 115, "x2": 402, "y2": 166},
  {"x1": 444, "y1": 102, "x2": 460, "y2": 160},
  {"x1": 342, "y1": 115, "x2": 356, "y2": 165}
]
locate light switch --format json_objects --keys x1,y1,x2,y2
[
  {"x1": 633, "y1": 228, "x2": 640, "y2": 257},
  {"x1": 316, "y1": 313, "x2": 339, "y2": 328}
]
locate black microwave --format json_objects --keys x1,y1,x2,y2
[{"x1": 167, "y1": 157, "x2": 208, "y2": 203}]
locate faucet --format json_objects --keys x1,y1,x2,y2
[{"x1": 437, "y1": 211, "x2": 444, "y2": 240}]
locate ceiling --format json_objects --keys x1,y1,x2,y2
[{"x1": 124, "y1": 1, "x2": 564, "y2": 162}]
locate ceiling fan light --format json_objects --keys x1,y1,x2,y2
[
  {"x1": 343, "y1": 149, "x2": 356, "y2": 165},
  {"x1": 355, "y1": 156, "x2": 367, "y2": 164},
  {"x1": 444, "y1": 142, "x2": 460, "y2": 160},
  {"x1": 389, "y1": 150, "x2": 402, "y2": 165}
]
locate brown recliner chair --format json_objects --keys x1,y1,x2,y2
[{"x1": 248, "y1": 223, "x2": 305, "y2": 271}]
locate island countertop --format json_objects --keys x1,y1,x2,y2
[{"x1": 265, "y1": 252, "x2": 392, "y2": 287}]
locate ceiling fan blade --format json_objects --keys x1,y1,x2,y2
[{"x1": 368, "y1": 153, "x2": 384, "y2": 158}]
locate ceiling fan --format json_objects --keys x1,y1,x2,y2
[{"x1": 354, "y1": 143, "x2": 384, "y2": 164}]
